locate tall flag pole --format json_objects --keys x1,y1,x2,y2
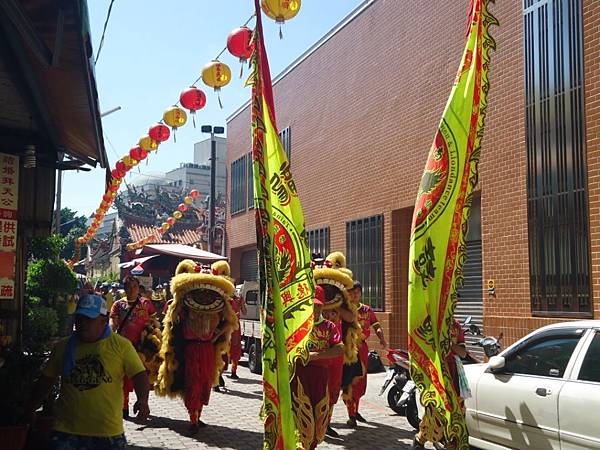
[
  {"x1": 408, "y1": 1, "x2": 497, "y2": 449},
  {"x1": 250, "y1": 0, "x2": 315, "y2": 448}
]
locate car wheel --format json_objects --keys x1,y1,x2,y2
[
  {"x1": 387, "y1": 385, "x2": 406, "y2": 415},
  {"x1": 406, "y1": 396, "x2": 421, "y2": 430},
  {"x1": 248, "y1": 341, "x2": 262, "y2": 374}
]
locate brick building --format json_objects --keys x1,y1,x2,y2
[{"x1": 226, "y1": 0, "x2": 600, "y2": 349}]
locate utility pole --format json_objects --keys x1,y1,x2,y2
[
  {"x1": 54, "y1": 169, "x2": 62, "y2": 234},
  {"x1": 201, "y1": 125, "x2": 225, "y2": 254}
]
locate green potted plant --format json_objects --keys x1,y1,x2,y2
[{"x1": 0, "y1": 349, "x2": 46, "y2": 450}]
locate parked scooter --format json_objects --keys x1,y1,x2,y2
[
  {"x1": 395, "y1": 317, "x2": 503, "y2": 433},
  {"x1": 378, "y1": 348, "x2": 411, "y2": 415}
]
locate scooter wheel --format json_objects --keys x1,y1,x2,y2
[
  {"x1": 387, "y1": 385, "x2": 406, "y2": 415},
  {"x1": 406, "y1": 396, "x2": 421, "y2": 430}
]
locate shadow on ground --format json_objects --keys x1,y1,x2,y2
[{"x1": 137, "y1": 415, "x2": 264, "y2": 449}]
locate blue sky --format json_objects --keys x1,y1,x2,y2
[{"x1": 62, "y1": 0, "x2": 365, "y2": 214}]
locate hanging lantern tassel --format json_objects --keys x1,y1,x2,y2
[
  {"x1": 279, "y1": 23, "x2": 283, "y2": 39},
  {"x1": 216, "y1": 88, "x2": 223, "y2": 109}
]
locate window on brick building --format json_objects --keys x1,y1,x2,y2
[
  {"x1": 524, "y1": 0, "x2": 591, "y2": 317},
  {"x1": 247, "y1": 152, "x2": 254, "y2": 209},
  {"x1": 279, "y1": 127, "x2": 291, "y2": 162},
  {"x1": 346, "y1": 214, "x2": 384, "y2": 311},
  {"x1": 230, "y1": 155, "x2": 246, "y2": 214},
  {"x1": 307, "y1": 227, "x2": 330, "y2": 258}
]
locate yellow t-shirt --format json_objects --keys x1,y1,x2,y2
[{"x1": 42, "y1": 332, "x2": 146, "y2": 437}]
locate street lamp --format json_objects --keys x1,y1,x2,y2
[{"x1": 201, "y1": 125, "x2": 225, "y2": 254}]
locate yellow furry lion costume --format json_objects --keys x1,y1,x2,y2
[
  {"x1": 312, "y1": 251, "x2": 361, "y2": 364},
  {"x1": 156, "y1": 259, "x2": 237, "y2": 427}
]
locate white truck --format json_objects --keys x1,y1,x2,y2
[{"x1": 236, "y1": 281, "x2": 262, "y2": 374}]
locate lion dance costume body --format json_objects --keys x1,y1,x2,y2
[
  {"x1": 312, "y1": 252, "x2": 362, "y2": 425},
  {"x1": 156, "y1": 260, "x2": 238, "y2": 429}
]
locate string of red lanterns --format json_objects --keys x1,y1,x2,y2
[{"x1": 70, "y1": 1, "x2": 300, "y2": 264}]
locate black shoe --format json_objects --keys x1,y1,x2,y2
[
  {"x1": 346, "y1": 416, "x2": 357, "y2": 428},
  {"x1": 213, "y1": 386, "x2": 222, "y2": 393},
  {"x1": 411, "y1": 437, "x2": 426, "y2": 450},
  {"x1": 122, "y1": 409, "x2": 129, "y2": 419},
  {"x1": 219, "y1": 375, "x2": 225, "y2": 387},
  {"x1": 325, "y1": 426, "x2": 340, "y2": 438},
  {"x1": 228, "y1": 373, "x2": 240, "y2": 380},
  {"x1": 355, "y1": 412, "x2": 367, "y2": 423}
]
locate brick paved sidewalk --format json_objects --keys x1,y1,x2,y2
[{"x1": 125, "y1": 361, "x2": 427, "y2": 449}]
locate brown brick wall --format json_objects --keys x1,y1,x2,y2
[{"x1": 227, "y1": 0, "x2": 600, "y2": 348}]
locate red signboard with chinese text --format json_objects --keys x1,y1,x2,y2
[{"x1": 0, "y1": 153, "x2": 18, "y2": 300}]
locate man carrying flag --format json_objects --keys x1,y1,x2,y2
[
  {"x1": 250, "y1": 0, "x2": 316, "y2": 448},
  {"x1": 407, "y1": 1, "x2": 497, "y2": 449}
]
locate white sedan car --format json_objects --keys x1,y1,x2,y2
[{"x1": 464, "y1": 320, "x2": 600, "y2": 450}]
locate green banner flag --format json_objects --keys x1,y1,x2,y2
[
  {"x1": 250, "y1": 1, "x2": 315, "y2": 448},
  {"x1": 408, "y1": 1, "x2": 497, "y2": 449}
]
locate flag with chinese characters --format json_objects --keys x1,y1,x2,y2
[
  {"x1": 408, "y1": 1, "x2": 497, "y2": 448},
  {"x1": 250, "y1": 1, "x2": 314, "y2": 449},
  {"x1": 0, "y1": 153, "x2": 19, "y2": 300}
]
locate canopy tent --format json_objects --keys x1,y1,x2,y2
[
  {"x1": 137, "y1": 244, "x2": 227, "y2": 262},
  {"x1": 121, "y1": 244, "x2": 227, "y2": 280}
]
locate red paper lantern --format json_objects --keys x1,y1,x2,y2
[
  {"x1": 108, "y1": 184, "x2": 119, "y2": 192},
  {"x1": 111, "y1": 168, "x2": 125, "y2": 179},
  {"x1": 103, "y1": 193, "x2": 112, "y2": 202},
  {"x1": 178, "y1": 203, "x2": 188, "y2": 212},
  {"x1": 227, "y1": 26, "x2": 254, "y2": 61},
  {"x1": 190, "y1": 189, "x2": 199, "y2": 199},
  {"x1": 115, "y1": 160, "x2": 128, "y2": 173},
  {"x1": 166, "y1": 217, "x2": 176, "y2": 226},
  {"x1": 180, "y1": 87, "x2": 207, "y2": 112},
  {"x1": 148, "y1": 123, "x2": 170, "y2": 142},
  {"x1": 129, "y1": 146, "x2": 148, "y2": 162}
]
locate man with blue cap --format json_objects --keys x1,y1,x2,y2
[{"x1": 24, "y1": 294, "x2": 150, "y2": 450}]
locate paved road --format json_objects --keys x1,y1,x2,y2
[{"x1": 125, "y1": 359, "x2": 427, "y2": 449}]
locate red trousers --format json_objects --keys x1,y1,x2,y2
[
  {"x1": 343, "y1": 341, "x2": 369, "y2": 416},
  {"x1": 292, "y1": 363, "x2": 329, "y2": 450},
  {"x1": 229, "y1": 328, "x2": 242, "y2": 364},
  {"x1": 184, "y1": 341, "x2": 216, "y2": 413}
]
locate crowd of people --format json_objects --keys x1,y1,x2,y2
[{"x1": 22, "y1": 251, "x2": 395, "y2": 450}]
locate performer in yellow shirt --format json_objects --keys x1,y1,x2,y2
[{"x1": 24, "y1": 294, "x2": 150, "y2": 450}]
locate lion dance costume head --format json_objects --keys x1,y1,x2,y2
[
  {"x1": 156, "y1": 259, "x2": 237, "y2": 399},
  {"x1": 312, "y1": 251, "x2": 361, "y2": 363}
]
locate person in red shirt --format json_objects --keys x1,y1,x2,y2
[
  {"x1": 109, "y1": 275, "x2": 156, "y2": 417},
  {"x1": 291, "y1": 285, "x2": 344, "y2": 450},
  {"x1": 342, "y1": 280, "x2": 387, "y2": 427}
]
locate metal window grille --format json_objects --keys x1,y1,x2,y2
[
  {"x1": 230, "y1": 155, "x2": 246, "y2": 214},
  {"x1": 307, "y1": 227, "x2": 330, "y2": 258},
  {"x1": 279, "y1": 127, "x2": 291, "y2": 162},
  {"x1": 346, "y1": 214, "x2": 384, "y2": 311},
  {"x1": 247, "y1": 152, "x2": 254, "y2": 209},
  {"x1": 524, "y1": 0, "x2": 591, "y2": 317}
]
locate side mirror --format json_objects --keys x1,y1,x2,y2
[{"x1": 488, "y1": 355, "x2": 506, "y2": 372}]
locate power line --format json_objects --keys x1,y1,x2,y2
[{"x1": 94, "y1": 0, "x2": 116, "y2": 65}]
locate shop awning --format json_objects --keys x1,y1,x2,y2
[
  {"x1": 0, "y1": 0, "x2": 107, "y2": 167},
  {"x1": 118, "y1": 255, "x2": 159, "y2": 269},
  {"x1": 138, "y1": 244, "x2": 227, "y2": 262}
]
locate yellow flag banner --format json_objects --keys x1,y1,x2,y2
[
  {"x1": 408, "y1": 1, "x2": 497, "y2": 449},
  {"x1": 250, "y1": 0, "x2": 315, "y2": 448}
]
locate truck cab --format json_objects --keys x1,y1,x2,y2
[{"x1": 236, "y1": 281, "x2": 262, "y2": 373}]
